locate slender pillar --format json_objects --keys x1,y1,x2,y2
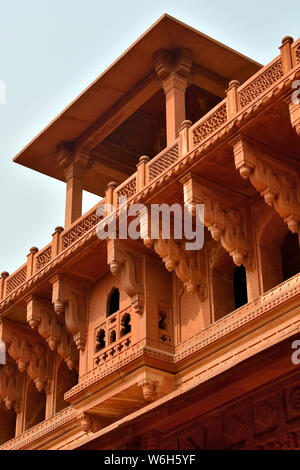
[
  {"x1": 26, "y1": 247, "x2": 38, "y2": 279},
  {"x1": 279, "y1": 36, "x2": 294, "y2": 75},
  {"x1": 137, "y1": 155, "x2": 149, "y2": 190},
  {"x1": 0, "y1": 271, "x2": 9, "y2": 300},
  {"x1": 64, "y1": 163, "x2": 84, "y2": 227},
  {"x1": 226, "y1": 80, "x2": 240, "y2": 120},
  {"x1": 162, "y1": 73, "x2": 188, "y2": 145},
  {"x1": 153, "y1": 49, "x2": 192, "y2": 146},
  {"x1": 57, "y1": 143, "x2": 92, "y2": 228}
]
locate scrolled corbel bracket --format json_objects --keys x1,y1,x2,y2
[
  {"x1": 107, "y1": 239, "x2": 144, "y2": 315},
  {"x1": 180, "y1": 172, "x2": 252, "y2": 269},
  {"x1": 50, "y1": 275, "x2": 89, "y2": 351},
  {"x1": 139, "y1": 380, "x2": 158, "y2": 402},
  {"x1": 230, "y1": 134, "x2": 300, "y2": 236},
  {"x1": 77, "y1": 412, "x2": 102, "y2": 434},
  {"x1": 144, "y1": 234, "x2": 206, "y2": 298}
]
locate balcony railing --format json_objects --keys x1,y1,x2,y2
[
  {"x1": 93, "y1": 306, "x2": 133, "y2": 370},
  {"x1": 1, "y1": 37, "x2": 299, "y2": 303}
]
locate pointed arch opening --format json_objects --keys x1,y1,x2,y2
[
  {"x1": 211, "y1": 244, "x2": 248, "y2": 321},
  {"x1": 55, "y1": 360, "x2": 78, "y2": 414},
  {"x1": 233, "y1": 265, "x2": 248, "y2": 309},
  {"x1": 107, "y1": 288, "x2": 120, "y2": 317},
  {"x1": 25, "y1": 379, "x2": 46, "y2": 431},
  {"x1": 281, "y1": 232, "x2": 300, "y2": 281}
]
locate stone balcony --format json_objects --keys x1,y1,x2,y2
[
  {"x1": 1, "y1": 37, "x2": 300, "y2": 307},
  {"x1": 0, "y1": 271, "x2": 299, "y2": 450}
]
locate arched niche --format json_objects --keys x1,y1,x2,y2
[
  {"x1": 258, "y1": 211, "x2": 288, "y2": 292},
  {"x1": 55, "y1": 359, "x2": 78, "y2": 414},
  {"x1": 211, "y1": 243, "x2": 248, "y2": 321},
  {"x1": 25, "y1": 378, "x2": 46, "y2": 431},
  {"x1": 107, "y1": 288, "x2": 120, "y2": 317}
]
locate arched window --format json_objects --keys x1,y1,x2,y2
[
  {"x1": 158, "y1": 311, "x2": 167, "y2": 330},
  {"x1": 55, "y1": 360, "x2": 78, "y2": 414},
  {"x1": 96, "y1": 329, "x2": 106, "y2": 352},
  {"x1": 110, "y1": 330, "x2": 116, "y2": 344},
  {"x1": 107, "y1": 288, "x2": 120, "y2": 316},
  {"x1": 25, "y1": 379, "x2": 46, "y2": 431},
  {"x1": 281, "y1": 232, "x2": 300, "y2": 281},
  {"x1": 211, "y1": 243, "x2": 248, "y2": 320},
  {"x1": 120, "y1": 314, "x2": 131, "y2": 337},
  {"x1": 233, "y1": 266, "x2": 248, "y2": 309}
]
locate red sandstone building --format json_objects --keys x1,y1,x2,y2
[{"x1": 1, "y1": 14, "x2": 300, "y2": 450}]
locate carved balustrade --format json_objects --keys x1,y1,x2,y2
[
  {"x1": 1, "y1": 36, "x2": 300, "y2": 302},
  {"x1": 93, "y1": 305, "x2": 134, "y2": 369}
]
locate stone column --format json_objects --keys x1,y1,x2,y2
[
  {"x1": 226, "y1": 80, "x2": 240, "y2": 120},
  {"x1": 279, "y1": 36, "x2": 294, "y2": 75},
  {"x1": 162, "y1": 73, "x2": 188, "y2": 146},
  {"x1": 153, "y1": 49, "x2": 192, "y2": 147},
  {"x1": 57, "y1": 143, "x2": 91, "y2": 228},
  {"x1": 0, "y1": 271, "x2": 9, "y2": 300},
  {"x1": 64, "y1": 163, "x2": 84, "y2": 226}
]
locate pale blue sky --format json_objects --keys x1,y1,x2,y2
[{"x1": 0, "y1": 0, "x2": 300, "y2": 274}]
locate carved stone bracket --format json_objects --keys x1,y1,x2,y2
[
  {"x1": 51, "y1": 276, "x2": 89, "y2": 351},
  {"x1": 153, "y1": 48, "x2": 193, "y2": 82},
  {"x1": 0, "y1": 362, "x2": 20, "y2": 411},
  {"x1": 181, "y1": 174, "x2": 252, "y2": 267},
  {"x1": 144, "y1": 236, "x2": 205, "y2": 296},
  {"x1": 0, "y1": 320, "x2": 49, "y2": 392},
  {"x1": 107, "y1": 239, "x2": 144, "y2": 314},
  {"x1": 77, "y1": 411, "x2": 102, "y2": 434},
  {"x1": 139, "y1": 381, "x2": 157, "y2": 402},
  {"x1": 57, "y1": 142, "x2": 92, "y2": 172},
  {"x1": 26, "y1": 295, "x2": 78, "y2": 370},
  {"x1": 231, "y1": 135, "x2": 300, "y2": 236}
]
